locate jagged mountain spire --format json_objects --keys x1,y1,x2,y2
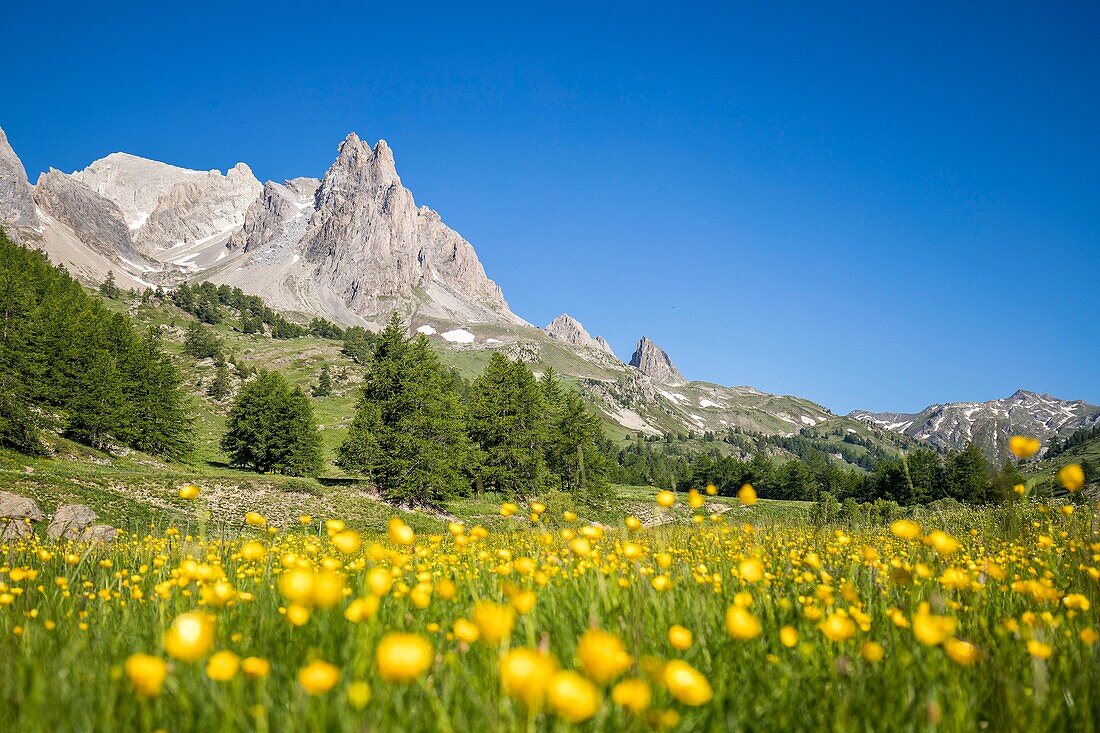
[
  {"x1": 545, "y1": 314, "x2": 615, "y2": 355},
  {"x1": 629, "y1": 336, "x2": 685, "y2": 385}
]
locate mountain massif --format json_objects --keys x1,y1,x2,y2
[{"x1": 1, "y1": 123, "x2": 1096, "y2": 462}]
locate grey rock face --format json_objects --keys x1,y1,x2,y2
[
  {"x1": 0, "y1": 491, "x2": 44, "y2": 522},
  {"x1": 79, "y1": 524, "x2": 119, "y2": 543},
  {"x1": 71, "y1": 152, "x2": 206, "y2": 230},
  {"x1": 299, "y1": 134, "x2": 511, "y2": 321},
  {"x1": 850, "y1": 389, "x2": 1100, "y2": 460},
  {"x1": 47, "y1": 504, "x2": 98, "y2": 540},
  {"x1": 228, "y1": 180, "x2": 314, "y2": 252},
  {"x1": 135, "y1": 162, "x2": 261, "y2": 252},
  {"x1": 629, "y1": 336, "x2": 686, "y2": 385},
  {"x1": 284, "y1": 177, "x2": 320, "y2": 200},
  {"x1": 34, "y1": 170, "x2": 147, "y2": 262},
  {"x1": 545, "y1": 314, "x2": 614, "y2": 355},
  {"x1": 0, "y1": 127, "x2": 40, "y2": 233}
]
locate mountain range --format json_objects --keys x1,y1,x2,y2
[{"x1": 2, "y1": 124, "x2": 1097, "y2": 463}]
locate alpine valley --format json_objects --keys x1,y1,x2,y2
[{"x1": 2, "y1": 125, "x2": 1097, "y2": 467}]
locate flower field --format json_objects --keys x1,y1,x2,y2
[{"x1": 2, "y1": 486, "x2": 1099, "y2": 732}]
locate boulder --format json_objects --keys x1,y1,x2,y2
[
  {"x1": 47, "y1": 504, "x2": 97, "y2": 540},
  {"x1": 0, "y1": 491, "x2": 45, "y2": 522},
  {"x1": 79, "y1": 524, "x2": 119, "y2": 543},
  {"x1": 0, "y1": 519, "x2": 35, "y2": 541}
]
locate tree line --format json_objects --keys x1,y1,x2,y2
[
  {"x1": 172, "y1": 281, "x2": 343, "y2": 340},
  {"x1": 0, "y1": 231, "x2": 192, "y2": 458}
]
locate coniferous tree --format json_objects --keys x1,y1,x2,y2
[
  {"x1": 207, "y1": 363, "x2": 233, "y2": 401},
  {"x1": 337, "y1": 314, "x2": 470, "y2": 503},
  {"x1": 313, "y1": 363, "x2": 333, "y2": 397},
  {"x1": 65, "y1": 349, "x2": 127, "y2": 449},
  {"x1": 546, "y1": 390, "x2": 611, "y2": 501},
  {"x1": 99, "y1": 270, "x2": 120, "y2": 299},
  {"x1": 182, "y1": 321, "x2": 223, "y2": 360},
  {"x1": 221, "y1": 370, "x2": 324, "y2": 475},
  {"x1": 467, "y1": 353, "x2": 548, "y2": 497}
]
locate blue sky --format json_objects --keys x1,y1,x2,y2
[{"x1": 4, "y1": 1, "x2": 1097, "y2": 413}]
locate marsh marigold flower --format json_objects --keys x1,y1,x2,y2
[
  {"x1": 819, "y1": 613, "x2": 857, "y2": 642},
  {"x1": 612, "y1": 678, "x2": 652, "y2": 713},
  {"x1": 298, "y1": 660, "x2": 340, "y2": 694},
  {"x1": 779, "y1": 626, "x2": 799, "y2": 648},
  {"x1": 890, "y1": 519, "x2": 921, "y2": 540},
  {"x1": 738, "y1": 483, "x2": 757, "y2": 506},
  {"x1": 577, "y1": 628, "x2": 633, "y2": 683},
  {"x1": 178, "y1": 484, "x2": 200, "y2": 500},
  {"x1": 244, "y1": 512, "x2": 266, "y2": 527},
  {"x1": 500, "y1": 648, "x2": 558, "y2": 708},
  {"x1": 663, "y1": 660, "x2": 713, "y2": 706},
  {"x1": 912, "y1": 604, "x2": 955, "y2": 646},
  {"x1": 473, "y1": 601, "x2": 515, "y2": 644},
  {"x1": 656, "y1": 490, "x2": 676, "y2": 508},
  {"x1": 944, "y1": 639, "x2": 980, "y2": 666},
  {"x1": 861, "y1": 640, "x2": 884, "y2": 663},
  {"x1": 548, "y1": 671, "x2": 600, "y2": 723},
  {"x1": 1009, "y1": 435, "x2": 1040, "y2": 459},
  {"x1": 125, "y1": 654, "x2": 168, "y2": 697},
  {"x1": 376, "y1": 633, "x2": 433, "y2": 682},
  {"x1": 726, "y1": 606, "x2": 762, "y2": 640},
  {"x1": 1058, "y1": 464, "x2": 1085, "y2": 492},
  {"x1": 206, "y1": 650, "x2": 240, "y2": 681},
  {"x1": 164, "y1": 611, "x2": 215, "y2": 661},
  {"x1": 668, "y1": 625, "x2": 693, "y2": 651},
  {"x1": 1027, "y1": 639, "x2": 1052, "y2": 660},
  {"x1": 241, "y1": 656, "x2": 271, "y2": 679},
  {"x1": 387, "y1": 517, "x2": 415, "y2": 545}
]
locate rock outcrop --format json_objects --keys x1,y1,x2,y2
[
  {"x1": 34, "y1": 170, "x2": 148, "y2": 263},
  {"x1": 70, "y1": 152, "x2": 206, "y2": 230},
  {"x1": 297, "y1": 134, "x2": 512, "y2": 321},
  {"x1": 47, "y1": 504, "x2": 98, "y2": 540},
  {"x1": 629, "y1": 336, "x2": 686, "y2": 385},
  {"x1": 0, "y1": 492, "x2": 44, "y2": 541},
  {"x1": 133, "y1": 162, "x2": 261, "y2": 253},
  {"x1": 545, "y1": 314, "x2": 614, "y2": 355},
  {"x1": 0, "y1": 127, "x2": 40, "y2": 234},
  {"x1": 228, "y1": 180, "x2": 314, "y2": 252}
]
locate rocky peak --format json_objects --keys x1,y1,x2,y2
[
  {"x1": 71, "y1": 152, "x2": 205, "y2": 230},
  {"x1": 545, "y1": 314, "x2": 614, "y2": 355},
  {"x1": 33, "y1": 169, "x2": 147, "y2": 263},
  {"x1": 629, "y1": 336, "x2": 685, "y2": 385},
  {"x1": 296, "y1": 132, "x2": 512, "y2": 322},
  {"x1": 0, "y1": 126, "x2": 39, "y2": 233},
  {"x1": 228, "y1": 179, "x2": 314, "y2": 252}
]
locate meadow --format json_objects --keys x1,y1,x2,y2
[{"x1": 2, "y1": 486, "x2": 1098, "y2": 732}]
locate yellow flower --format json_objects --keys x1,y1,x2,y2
[
  {"x1": 206, "y1": 650, "x2": 240, "y2": 681},
  {"x1": 668, "y1": 625, "x2": 693, "y2": 651},
  {"x1": 164, "y1": 611, "x2": 215, "y2": 661},
  {"x1": 687, "y1": 489, "x2": 705, "y2": 509},
  {"x1": 662, "y1": 660, "x2": 713, "y2": 706},
  {"x1": 1063, "y1": 594, "x2": 1090, "y2": 611},
  {"x1": 298, "y1": 514, "x2": 313, "y2": 525},
  {"x1": 656, "y1": 490, "x2": 676, "y2": 508},
  {"x1": 1080, "y1": 628, "x2": 1098, "y2": 646},
  {"x1": 240, "y1": 540, "x2": 267, "y2": 561},
  {"x1": 347, "y1": 680, "x2": 372, "y2": 709},
  {"x1": 548, "y1": 671, "x2": 600, "y2": 723},
  {"x1": 472, "y1": 602, "x2": 515, "y2": 645},
  {"x1": 387, "y1": 517, "x2": 415, "y2": 545},
  {"x1": 577, "y1": 628, "x2": 633, "y2": 683},
  {"x1": 819, "y1": 613, "x2": 857, "y2": 642},
  {"x1": 737, "y1": 484, "x2": 757, "y2": 506},
  {"x1": 241, "y1": 656, "x2": 271, "y2": 679},
  {"x1": 625, "y1": 516, "x2": 641, "y2": 530},
  {"x1": 298, "y1": 660, "x2": 340, "y2": 694},
  {"x1": 611, "y1": 678, "x2": 652, "y2": 713},
  {"x1": 510, "y1": 590, "x2": 537, "y2": 615},
  {"x1": 861, "y1": 640, "x2": 884, "y2": 663},
  {"x1": 452, "y1": 618, "x2": 480, "y2": 643},
  {"x1": 924, "y1": 530, "x2": 960, "y2": 557},
  {"x1": 912, "y1": 604, "x2": 955, "y2": 646},
  {"x1": 1008, "y1": 435, "x2": 1040, "y2": 459},
  {"x1": 178, "y1": 484, "x2": 200, "y2": 500},
  {"x1": 279, "y1": 568, "x2": 315, "y2": 605},
  {"x1": 376, "y1": 633, "x2": 433, "y2": 682},
  {"x1": 726, "y1": 606, "x2": 762, "y2": 640},
  {"x1": 1058, "y1": 464, "x2": 1085, "y2": 492},
  {"x1": 890, "y1": 519, "x2": 921, "y2": 540},
  {"x1": 244, "y1": 512, "x2": 266, "y2": 528},
  {"x1": 944, "y1": 638, "x2": 980, "y2": 666},
  {"x1": 779, "y1": 626, "x2": 799, "y2": 648},
  {"x1": 125, "y1": 654, "x2": 168, "y2": 697},
  {"x1": 366, "y1": 567, "x2": 393, "y2": 597},
  {"x1": 500, "y1": 648, "x2": 558, "y2": 708},
  {"x1": 310, "y1": 571, "x2": 345, "y2": 610},
  {"x1": 332, "y1": 530, "x2": 361, "y2": 555},
  {"x1": 1026, "y1": 639, "x2": 1052, "y2": 660},
  {"x1": 344, "y1": 596, "x2": 380, "y2": 623},
  {"x1": 739, "y1": 557, "x2": 764, "y2": 583}
]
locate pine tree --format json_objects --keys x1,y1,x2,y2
[
  {"x1": 313, "y1": 362, "x2": 333, "y2": 397},
  {"x1": 546, "y1": 389, "x2": 611, "y2": 502},
  {"x1": 99, "y1": 270, "x2": 120, "y2": 299},
  {"x1": 221, "y1": 370, "x2": 324, "y2": 475},
  {"x1": 207, "y1": 363, "x2": 233, "y2": 401},
  {"x1": 183, "y1": 321, "x2": 223, "y2": 360},
  {"x1": 337, "y1": 314, "x2": 471, "y2": 503},
  {"x1": 467, "y1": 352, "x2": 548, "y2": 497},
  {"x1": 65, "y1": 349, "x2": 127, "y2": 449}
]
